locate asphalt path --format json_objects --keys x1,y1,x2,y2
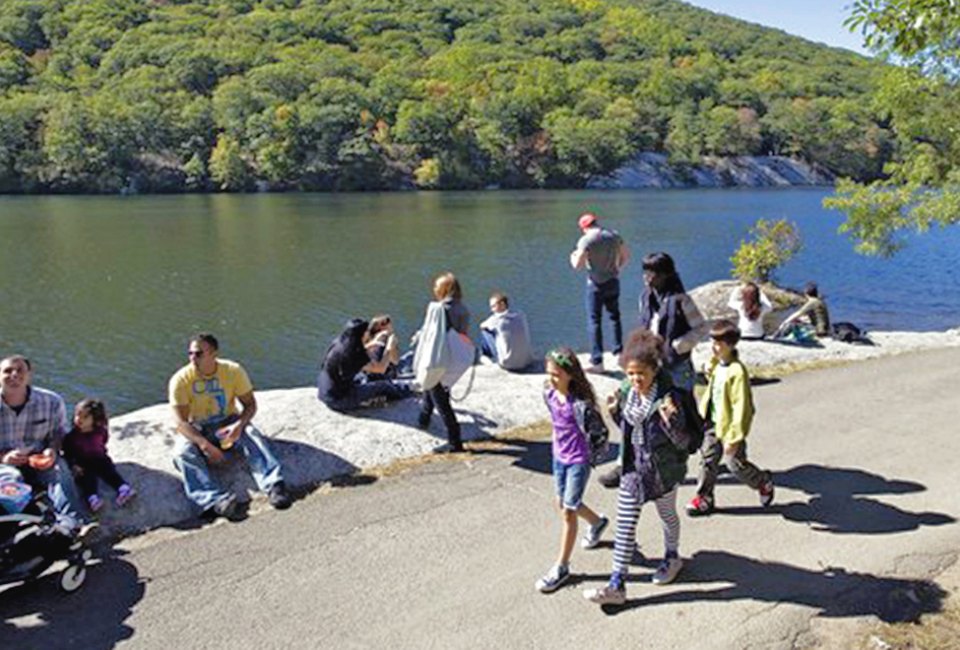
[{"x1": 2, "y1": 348, "x2": 959, "y2": 649}]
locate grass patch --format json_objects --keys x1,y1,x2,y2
[{"x1": 861, "y1": 603, "x2": 960, "y2": 649}]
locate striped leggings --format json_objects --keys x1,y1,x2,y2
[{"x1": 612, "y1": 485, "x2": 680, "y2": 574}]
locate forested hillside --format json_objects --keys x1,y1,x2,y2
[{"x1": 0, "y1": 0, "x2": 891, "y2": 193}]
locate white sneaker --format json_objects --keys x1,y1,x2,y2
[
  {"x1": 652, "y1": 557, "x2": 683, "y2": 585},
  {"x1": 581, "y1": 515, "x2": 609, "y2": 549},
  {"x1": 535, "y1": 564, "x2": 570, "y2": 593},
  {"x1": 585, "y1": 363, "x2": 604, "y2": 374},
  {"x1": 583, "y1": 583, "x2": 626, "y2": 605}
]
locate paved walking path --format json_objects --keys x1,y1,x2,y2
[{"x1": 2, "y1": 347, "x2": 958, "y2": 649}]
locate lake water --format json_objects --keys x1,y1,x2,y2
[{"x1": 1, "y1": 188, "x2": 958, "y2": 413}]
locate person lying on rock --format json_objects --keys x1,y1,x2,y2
[{"x1": 169, "y1": 333, "x2": 291, "y2": 520}]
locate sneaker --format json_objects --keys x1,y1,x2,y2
[
  {"x1": 585, "y1": 363, "x2": 604, "y2": 375},
  {"x1": 433, "y1": 442, "x2": 464, "y2": 454},
  {"x1": 759, "y1": 478, "x2": 775, "y2": 507},
  {"x1": 268, "y1": 482, "x2": 292, "y2": 510},
  {"x1": 535, "y1": 564, "x2": 570, "y2": 593},
  {"x1": 652, "y1": 557, "x2": 683, "y2": 585},
  {"x1": 686, "y1": 494, "x2": 714, "y2": 517},
  {"x1": 598, "y1": 465, "x2": 621, "y2": 489},
  {"x1": 212, "y1": 494, "x2": 240, "y2": 520},
  {"x1": 583, "y1": 574, "x2": 626, "y2": 605},
  {"x1": 581, "y1": 515, "x2": 609, "y2": 549},
  {"x1": 115, "y1": 484, "x2": 136, "y2": 508},
  {"x1": 77, "y1": 520, "x2": 100, "y2": 542},
  {"x1": 87, "y1": 494, "x2": 104, "y2": 513}
]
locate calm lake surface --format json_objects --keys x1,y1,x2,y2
[{"x1": 1, "y1": 188, "x2": 958, "y2": 413}]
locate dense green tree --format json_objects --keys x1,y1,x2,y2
[
  {"x1": 825, "y1": 0, "x2": 960, "y2": 255},
  {"x1": 0, "y1": 0, "x2": 902, "y2": 193}
]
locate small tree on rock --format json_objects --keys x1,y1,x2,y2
[{"x1": 730, "y1": 218, "x2": 802, "y2": 283}]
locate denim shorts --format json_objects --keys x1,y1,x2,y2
[{"x1": 553, "y1": 460, "x2": 591, "y2": 511}]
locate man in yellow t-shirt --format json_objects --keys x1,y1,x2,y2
[{"x1": 169, "y1": 333, "x2": 291, "y2": 519}]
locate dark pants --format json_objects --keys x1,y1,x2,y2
[
  {"x1": 696, "y1": 427, "x2": 769, "y2": 498},
  {"x1": 72, "y1": 454, "x2": 126, "y2": 498},
  {"x1": 585, "y1": 278, "x2": 622, "y2": 365},
  {"x1": 420, "y1": 385, "x2": 462, "y2": 449},
  {"x1": 319, "y1": 379, "x2": 412, "y2": 412},
  {"x1": 480, "y1": 329, "x2": 498, "y2": 363}
]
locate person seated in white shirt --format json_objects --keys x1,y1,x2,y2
[
  {"x1": 728, "y1": 282, "x2": 772, "y2": 340},
  {"x1": 479, "y1": 292, "x2": 534, "y2": 371}
]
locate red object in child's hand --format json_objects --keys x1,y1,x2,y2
[{"x1": 28, "y1": 454, "x2": 55, "y2": 470}]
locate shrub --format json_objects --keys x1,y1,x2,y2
[{"x1": 730, "y1": 218, "x2": 802, "y2": 283}]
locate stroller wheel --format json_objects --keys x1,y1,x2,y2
[{"x1": 59, "y1": 564, "x2": 86, "y2": 593}]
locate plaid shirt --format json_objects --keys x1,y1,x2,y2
[{"x1": 0, "y1": 386, "x2": 69, "y2": 454}]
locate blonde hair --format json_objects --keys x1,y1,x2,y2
[{"x1": 433, "y1": 272, "x2": 462, "y2": 301}]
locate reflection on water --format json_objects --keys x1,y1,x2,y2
[{"x1": 1, "y1": 189, "x2": 958, "y2": 412}]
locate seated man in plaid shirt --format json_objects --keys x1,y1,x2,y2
[{"x1": 0, "y1": 355, "x2": 92, "y2": 533}]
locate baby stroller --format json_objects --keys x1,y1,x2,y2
[{"x1": 0, "y1": 467, "x2": 92, "y2": 593}]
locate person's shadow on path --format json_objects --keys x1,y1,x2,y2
[
  {"x1": 0, "y1": 550, "x2": 145, "y2": 650},
  {"x1": 589, "y1": 550, "x2": 946, "y2": 623},
  {"x1": 701, "y1": 464, "x2": 955, "y2": 534}
]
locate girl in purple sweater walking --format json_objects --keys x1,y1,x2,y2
[
  {"x1": 535, "y1": 347, "x2": 609, "y2": 593},
  {"x1": 63, "y1": 399, "x2": 136, "y2": 512}
]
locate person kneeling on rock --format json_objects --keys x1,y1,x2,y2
[{"x1": 169, "y1": 333, "x2": 292, "y2": 520}]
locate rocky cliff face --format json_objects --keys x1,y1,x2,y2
[{"x1": 588, "y1": 153, "x2": 835, "y2": 189}]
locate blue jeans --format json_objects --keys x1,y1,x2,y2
[
  {"x1": 585, "y1": 278, "x2": 622, "y2": 365},
  {"x1": 553, "y1": 459, "x2": 591, "y2": 510},
  {"x1": 479, "y1": 329, "x2": 498, "y2": 363},
  {"x1": 318, "y1": 378, "x2": 412, "y2": 412},
  {"x1": 173, "y1": 424, "x2": 284, "y2": 511},
  {"x1": 20, "y1": 456, "x2": 89, "y2": 526}
]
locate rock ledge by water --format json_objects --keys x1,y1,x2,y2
[{"x1": 588, "y1": 153, "x2": 835, "y2": 189}]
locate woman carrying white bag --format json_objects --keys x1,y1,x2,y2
[{"x1": 413, "y1": 272, "x2": 474, "y2": 453}]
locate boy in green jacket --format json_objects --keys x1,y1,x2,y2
[{"x1": 687, "y1": 320, "x2": 774, "y2": 516}]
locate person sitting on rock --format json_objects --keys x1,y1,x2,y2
[
  {"x1": 362, "y1": 314, "x2": 401, "y2": 380},
  {"x1": 169, "y1": 333, "x2": 292, "y2": 520},
  {"x1": 317, "y1": 318, "x2": 412, "y2": 411},
  {"x1": 0, "y1": 355, "x2": 93, "y2": 535},
  {"x1": 776, "y1": 282, "x2": 831, "y2": 340},
  {"x1": 728, "y1": 282, "x2": 773, "y2": 340},
  {"x1": 479, "y1": 292, "x2": 534, "y2": 371}
]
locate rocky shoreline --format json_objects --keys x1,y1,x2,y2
[{"x1": 587, "y1": 153, "x2": 834, "y2": 189}]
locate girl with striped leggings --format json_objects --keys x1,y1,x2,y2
[{"x1": 584, "y1": 329, "x2": 696, "y2": 605}]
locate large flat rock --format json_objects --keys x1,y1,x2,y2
[{"x1": 94, "y1": 327, "x2": 960, "y2": 538}]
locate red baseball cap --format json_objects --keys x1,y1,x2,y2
[{"x1": 578, "y1": 212, "x2": 598, "y2": 229}]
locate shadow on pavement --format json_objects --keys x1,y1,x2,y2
[
  {"x1": 595, "y1": 550, "x2": 946, "y2": 623},
  {"x1": 0, "y1": 550, "x2": 145, "y2": 650},
  {"x1": 775, "y1": 464, "x2": 953, "y2": 535},
  {"x1": 686, "y1": 464, "x2": 954, "y2": 535},
  {"x1": 467, "y1": 436, "x2": 553, "y2": 475}
]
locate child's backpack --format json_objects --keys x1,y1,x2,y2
[
  {"x1": 582, "y1": 404, "x2": 610, "y2": 466},
  {"x1": 675, "y1": 389, "x2": 705, "y2": 454}
]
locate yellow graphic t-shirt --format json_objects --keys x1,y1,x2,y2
[{"x1": 168, "y1": 360, "x2": 254, "y2": 427}]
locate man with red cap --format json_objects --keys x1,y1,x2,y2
[{"x1": 569, "y1": 213, "x2": 630, "y2": 372}]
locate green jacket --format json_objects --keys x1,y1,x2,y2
[{"x1": 698, "y1": 354, "x2": 754, "y2": 445}]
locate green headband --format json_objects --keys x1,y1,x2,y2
[{"x1": 548, "y1": 349, "x2": 574, "y2": 369}]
